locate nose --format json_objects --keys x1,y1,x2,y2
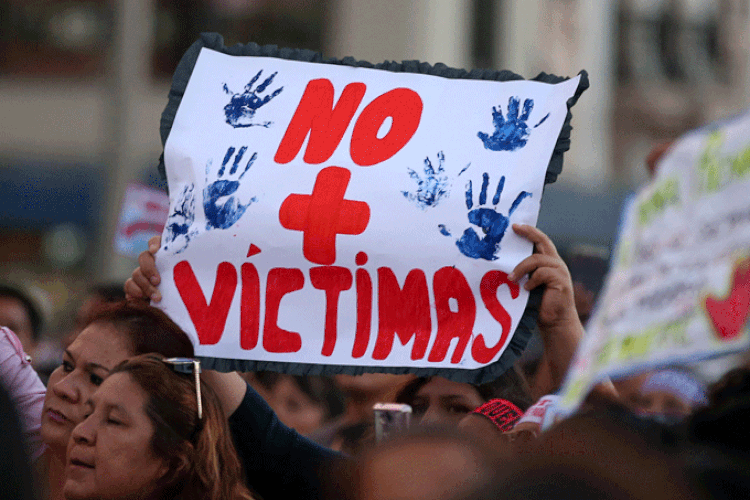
[
  {"x1": 419, "y1": 406, "x2": 442, "y2": 427},
  {"x1": 52, "y1": 371, "x2": 80, "y2": 404},
  {"x1": 71, "y1": 416, "x2": 95, "y2": 445}
]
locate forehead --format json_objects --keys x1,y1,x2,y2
[
  {"x1": 68, "y1": 323, "x2": 133, "y2": 370},
  {"x1": 95, "y1": 373, "x2": 145, "y2": 405},
  {"x1": 416, "y1": 378, "x2": 481, "y2": 400}
]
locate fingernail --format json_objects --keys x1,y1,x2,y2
[
  {"x1": 149, "y1": 243, "x2": 159, "y2": 252},
  {"x1": 508, "y1": 272, "x2": 516, "y2": 281},
  {"x1": 151, "y1": 292, "x2": 162, "y2": 302},
  {"x1": 150, "y1": 276, "x2": 159, "y2": 285}
]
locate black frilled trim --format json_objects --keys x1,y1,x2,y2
[{"x1": 158, "y1": 32, "x2": 587, "y2": 384}]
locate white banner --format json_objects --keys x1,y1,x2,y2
[
  {"x1": 560, "y1": 110, "x2": 750, "y2": 410},
  {"x1": 156, "y1": 47, "x2": 581, "y2": 370}
]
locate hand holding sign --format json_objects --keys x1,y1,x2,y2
[{"x1": 508, "y1": 223, "x2": 582, "y2": 397}]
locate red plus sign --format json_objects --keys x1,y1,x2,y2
[{"x1": 279, "y1": 166, "x2": 370, "y2": 265}]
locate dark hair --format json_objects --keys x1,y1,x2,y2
[
  {"x1": 254, "y1": 372, "x2": 345, "y2": 420},
  {"x1": 396, "y1": 365, "x2": 533, "y2": 413},
  {"x1": 87, "y1": 301, "x2": 194, "y2": 359},
  {"x1": 0, "y1": 284, "x2": 43, "y2": 341},
  {"x1": 110, "y1": 354, "x2": 255, "y2": 500}
]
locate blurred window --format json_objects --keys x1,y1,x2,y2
[
  {"x1": 152, "y1": 0, "x2": 328, "y2": 78},
  {"x1": 0, "y1": 0, "x2": 112, "y2": 76}
]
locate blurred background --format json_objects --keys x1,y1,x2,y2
[{"x1": 0, "y1": 0, "x2": 748, "y2": 345}]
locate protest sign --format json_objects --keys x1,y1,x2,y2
[
  {"x1": 559, "y1": 110, "x2": 750, "y2": 410},
  {"x1": 154, "y1": 34, "x2": 587, "y2": 382},
  {"x1": 114, "y1": 183, "x2": 169, "y2": 258}
]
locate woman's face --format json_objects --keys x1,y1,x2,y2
[
  {"x1": 410, "y1": 378, "x2": 485, "y2": 427},
  {"x1": 64, "y1": 372, "x2": 168, "y2": 500},
  {"x1": 41, "y1": 323, "x2": 133, "y2": 451}
]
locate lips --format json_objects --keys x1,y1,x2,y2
[
  {"x1": 46, "y1": 408, "x2": 70, "y2": 424},
  {"x1": 69, "y1": 458, "x2": 94, "y2": 469}
]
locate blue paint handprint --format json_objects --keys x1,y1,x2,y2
[
  {"x1": 402, "y1": 151, "x2": 453, "y2": 210},
  {"x1": 204, "y1": 146, "x2": 258, "y2": 230},
  {"x1": 448, "y1": 173, "x2": 532, "y2": 260},
  {"x1": 164, "y1": 184, "x2": 198, "y2": 254},
  {"x1": 477, "y1": 97, "x2": 550, "y2": 152},
  {"x1": 223, "y1": 70, "x2": 283, "y2": 128}
]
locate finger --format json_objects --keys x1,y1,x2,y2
[
  {"x1": 512, "y1": 224, "x2": 559, "y2": 256},
  {"x1": 509, "y1": 254, "x2": 563, "y2": 282},
  {"x1": 138, "y1": 248, "x2": 161, "y2": 286},
  {"x1": 523, "y1": 267, "x2": 566, "y2": 292},
  {"x1": 130, "y1": 268, "x2": 161, "y2": 302},
  {"x1": 148, "y1": 235, "x2": 162, "y2": 254},
  {"x1": 124, "y1": 278, "x2": 144, "y2": 301}
]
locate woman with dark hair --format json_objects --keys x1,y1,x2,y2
[{"x1": 64, "y1": 354, "x2": 254, "y2": 500}]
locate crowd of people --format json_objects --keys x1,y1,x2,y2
[{"x1": 1, "y1": 214, "x2": 748, "y2": 500}]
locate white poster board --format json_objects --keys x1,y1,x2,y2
[
  {"x1": 156, "y1": 47, "x2": 582, "y2": 371},
  {"x1": 560, "y1": 110, "x2": 750, "y2": 410}
]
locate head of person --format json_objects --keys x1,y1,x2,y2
[
  {"x1": 0, "y1": 284, "x2": 43, "y2": 354},
  {"x1": 252, "y1": 372, "x2": 344, "y2": 436},
  {"x1": 334, "y1": 428, "x2": 501, "y2": 500},
  {"x1": 64, "y1": 354, "x2": 254, "y2": 500},
  {"x1": 632, "y1": 368, "x2": 708, "y2": 421},
  {"x1": 396, "y1": 367, "x2": 532, "y2": 428},
  {"x1": 41, "y1": 301, "x2": 194, "y2": 453}
]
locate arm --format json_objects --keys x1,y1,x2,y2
[
  {"x1": 0, "y1": 327, "x2": 47, "y2": 461},
  {"x1": 508, "y1": 224, "x2": 583, "y2": 400},
  {"x1": 226, "y1": 379, "x2": 342, "y2": 500}
]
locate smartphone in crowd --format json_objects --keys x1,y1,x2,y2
[{"x1": 373, "y1": 403, "x2": 412, "y2": 442}]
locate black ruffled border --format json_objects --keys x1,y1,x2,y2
[{"x1": 157, "y1": 32, "x2": 588, "y2": 384}]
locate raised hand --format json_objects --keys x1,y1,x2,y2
[
  {"x1": 508, "y1": 224, "x2": 582, "y2": 397},
  {"x1": 223, "y1": 70, "x2": 284, "y2": 128},
  {"x1": 453, "y1": 173, "x2": 531, "y2": 260},
  {"x1": 204, "y1": 146, "x2": 258, "y2": 230},
  {"x1": 402, "y1": 151, "x2": 451, "y2": 210},
  {"x1": 477, "y1": 96, "x2": 548, "y2": 152}
]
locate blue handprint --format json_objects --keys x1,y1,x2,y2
[
  {"x1": 451, "y1": 173, "x2": 532, "y2": 260},
  {"x1": 402, "y1": 151, "x2": 453, "y2": 210},
  {"x1": 204, "y1": 146, "x2": 258, "y2": 230},
  {"x1": 223, "y1": 70, "x2": 284, "y2": 128},
  {"x1": 164, "y1": 184, "x2": 198, "y2": 254},
  {"x1": 477, "y1": 97, "x2": 550, "y2": 152}
]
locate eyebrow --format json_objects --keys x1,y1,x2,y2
[
  {"x1": 440, "y1": 395, "x2": 475, "y2": 403},
  {"x1": 85, "y1": 399, "x2": 128, "y2": 415},
  {"x1": 64, "y1": 349, "x2": 112, "y2": 373}
]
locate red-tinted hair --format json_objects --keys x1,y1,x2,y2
[{"x1": 87, "y1": 301, "x2": 194, "y2": 359}]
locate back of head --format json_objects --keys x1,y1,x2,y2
[
  {"x1": 0, "y1": 283, "x2": 43, "y2": 345},
  {"x1": 110, "y1": 354, "x2": 254, "y2": 500},
  {"x1": 338, "y1": 428, "x2": 501, "y2": 500},
  {"x1": 88, "y1": 301, "x2": 194, "y2": 359}
]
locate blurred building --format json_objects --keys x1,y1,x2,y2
[{"x1": 0, "y1": 0, "x2": 748, "y2": 329}]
